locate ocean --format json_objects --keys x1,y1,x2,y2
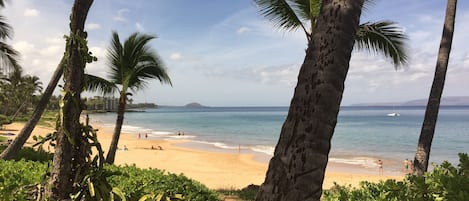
[{"x1": 89, "y1": 106, "x2": 469, "y2": 174}]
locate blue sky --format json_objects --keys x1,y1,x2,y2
[{"x1": 4, "y1": 0, "x2": 469, "y2": 106}]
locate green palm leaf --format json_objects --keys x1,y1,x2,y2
[
  {"x1": 355, "y1": 21, "x2": 408, "y2": 68},
  {"x1": 83, "y1": 74, "x2": 117, "y2": 95},
  {"x1": 0, "y1": 41, "x2": 20, "y2": 72},
  {"x1": 253, "y1": 0, "x2": 308, "y2": 36},
  {"x1": 0, "y1": 15, "x2": 12, "y2": 40}
]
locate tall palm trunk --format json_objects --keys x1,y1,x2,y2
[
  {"x1": 0, "y1": 57, "x2": 64, "y2": 160},
  {"x1": 46, "y1": 0, "x2": 93, "y2": 199},
  {"x1": 255, "y1": 0, "x2": 364, "y2": 200},
  {"x1": 106, "y1": 92, "x2": 126, "y2": 164},
  {"x1": 413, "y1": 0, "x2": 457, "y2": 176}
]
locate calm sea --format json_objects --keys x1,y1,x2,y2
[{"x1": 90, "y1": 106, "x2": 469, "y2": 173}]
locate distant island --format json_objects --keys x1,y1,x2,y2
[
  {"x1": 184, "y1": 102, "x2": 208, "y2": 108},
  {"x1": 350, "y1": 96, "x2": 469, "y2": 107}
]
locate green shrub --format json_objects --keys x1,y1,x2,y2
[
  {"x1": 0, "y1": 146, "x2": 53, "y2": 162},
  {"x1": 0, "y1": 160, "x2": 48, "y2": 200},
  {"x1": 323, "y1": 153, "x2": 469, "y2": 201},
  {"x1": 107, "y1": 164, "x2": 220, "y2": 201},
  {"x1": 0, "y1": 160, "x2": 220, "y2": 200},
  {"x1": 0, "y1": 136, "x2": 7, "y2": 142},
  {"x1": 0, "y1": 114, "x2": 11, "y2": 127}
]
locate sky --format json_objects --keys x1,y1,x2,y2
[{"x1": 3, "y1": 0, "x2": 469, "y2": 106}]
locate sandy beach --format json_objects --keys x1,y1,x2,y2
[{"x1": 1, "y1": 122, "x2": 403, "y2": 190}]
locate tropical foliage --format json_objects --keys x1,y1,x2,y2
[
  {"x1": 0, "y1": 69, "x2": 43, "y2": 118},
  {"x1": 0, "y1": 0, "x2": 20, "y2": 77},
  {"x1": 83, "y1": 31, "x2": 172, "y2": 164},
  {"x1": 0, "y1": 160, "x2": 220, "y2": 201},
  {"x1": 253, "y1": 0, "x2": 408, "y2": 67},
  {"x1": 323, "y1": 153, "x2": 469, "y2": 201}
]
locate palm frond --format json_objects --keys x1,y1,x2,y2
[
  {"x1": 355, "y1": 21, "x2": 409, "y2": 68},
  {"x1": 83, "y1": 74, "x2": 117, "y2": 95},
  {"x1": 289, "y1": 0, "x2": 320, "y2": 22},
  {"x1": 253, "y1": 0, "x2": 309, "y2": 36},
  {"x1": 0, "y1": 41, "x2": 20, "y2": 75},
  {"x1": 106, "y1": 31, "x2": 171, "y2": 94},
  {"x1": 0, "y1": 15, "x2": 12, "y2": 40},
  {"x1": 107, "y1": 31, "x2": 124, "y2": 84}
]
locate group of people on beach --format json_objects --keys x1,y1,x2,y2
[
  {"x1": 403, "y1": 158, "x2": 414, "y2": 173},
  {"x1": 137, "y1": 133, "x2": 148, "y2": 139}
]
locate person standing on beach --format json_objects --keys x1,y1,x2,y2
[
  {"x1": 403, "y1": 159, "x2": 409, "y2": 173},
  {"x1": 377, "y1": 160, "x2": 384, "y2": 176}
]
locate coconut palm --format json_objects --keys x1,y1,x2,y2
[
  {"x1": 0, "y1": 1, "x2": 20, "y2": 77},
  {"x1": 254, "y1": 0, "x2": 408, "y2": 67},
  {"x1": 253, "y1": 0, "x2": 406, "y2": 200},
  {"x1": 0, "y1": 58, "x2": 65, "y2": 160},
  {"x1": 413, "y1": 0, "x2": 457, "y2": 176},
  {"x1": 95, "y1": 31, "x2": 172, "y2": 164},
  {"x1": 46, "y1": 0, "x2": 94, "y2": 199},
  {"x1": 10, "y1": 75, "x2": 43, "y2": 120}
]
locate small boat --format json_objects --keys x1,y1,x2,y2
[{"x1": 387, "y1": 112, "x2": 400, "y2": 117}]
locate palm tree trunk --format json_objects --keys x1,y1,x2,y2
[
  {"x1": 46, "y1": 0, "x2": 93, "y2": 199},
  {"x1": 255, "y1": 0, "x2": 364, "y2": 200},
  {"x1": 0, "y1": 57, "x2": 65, "y2": 160},
  {"x1": 106, "y1": 93, "x2": 126, "y2": 164},
  {"x1": 413, "y1": 0, "x2": 457, "y2": 176}
]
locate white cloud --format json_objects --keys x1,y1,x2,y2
[
  {"x1": 237, "y1": 26, "x2": 251, "y2": 34},
  {"x1": 23, "y1": 8, "x2": 39, "y2": 17},
  {"x1": 86, "y1": 23, "x2": 101, "y2": 30},
  {"x1": 136, "y1": 22, "x2": 144, "y2": 32},
  {"x1": 13, "y1": 41, "x2": 35, "y2": 54},
  {"x1": 39, "y1": 45, "x2": 63, "y2": 57},
  {"x1": 170, "y1": 53, "x2": 182, "y2": 61},
  {"x1": 113, "y1": 8, "x2": 129, "y2": 22}
]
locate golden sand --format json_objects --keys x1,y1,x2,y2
[{"x1": 1, "y1": 122, "x2": 402, "y2": 189}]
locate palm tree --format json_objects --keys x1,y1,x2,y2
[
  {"x1": 0, "y1": 0, "x2": 20, "y2": 77},
  {"x1": 254, "y1": 0, "x2": 408, "y2": 67},
  {"x1": 253, "y1": 0, "x2": 406, "y2": 200},
  {"x1": 10, "y1": 75, "x2": 43, "y2": 120},
  {"x1": 93, "y1": 32, "x2": 171, "y2": 164},
  {"x1": 46, "y1": 0, "x2": 93, "y2": 199},
  {"x1": 0, "y1": 58, "x2": 65, "y2": 160},
  {"x1": 413, "y1": 0, "x2": 457, "y2": 176}
]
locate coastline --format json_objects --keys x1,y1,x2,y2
[{"x1": 2, "y1": 122, "x2": 404, "y2": 190}]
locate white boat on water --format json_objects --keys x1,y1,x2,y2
[{"x1": 387, "y1": 112, "x2": 400, "y2": 117}]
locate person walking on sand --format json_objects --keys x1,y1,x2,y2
[
  {"x1": 377, "y1": 159, "x2": 384, "y2": 176},
  {"x1": 403, "y1": 159, "x2": 409, "y2": 173},
  {"x1": 145, "y1": 133, "x2": 148, "y2": 139}
]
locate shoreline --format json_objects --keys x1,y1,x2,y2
[{"x1": 1, "y1": 121, "x2": 404, "y2": 189}]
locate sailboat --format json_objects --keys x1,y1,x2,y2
[
  {"x1": 387, "y1": 112, "x2": 400, "y2": 117},
  {"x1": 387, "y1": 106, "x2": 400, "y2": 117}
]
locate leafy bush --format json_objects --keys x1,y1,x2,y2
[
  {"x1": 323, "y1": 153, "x2": 469, "y2": 201},
  {"x1": 0, "y1": 146, "x2": 53, "y2": 162},
  {"x1": 0, "y1": 114, "x2": 11, "y2": 127},
  {"x1": 0, "y1": 160, "x2": 48, "y2": 200},
  {"x1": 0, "y1": 136, "x2": 7, "y2": 142},
  {"x1": 0, "y1": 160, "x2": 220, "y2": 200},
  {"x1": 107, "y1": 164, "x2": 220, "y2": 201}
]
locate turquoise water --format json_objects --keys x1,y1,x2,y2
[{"x1": 90, "y1": 106, "x2": 469, "y2": 173}]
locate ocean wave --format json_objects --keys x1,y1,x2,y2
[
  {"x1": 167, "y1": 135, "x2": 197, "y2": 139},
  {"x1": 150, "y1": 131, "x2": 174, "y2": 136},
  {"x1": 329, "y1": 157, "x2": 378, "y2": 168},
  {"x1": 250, "y1": 145, "x2": 275, "y2": 156},
  {"x1": 192, "y1": 140, "x2": 238, "y2": 150}
]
